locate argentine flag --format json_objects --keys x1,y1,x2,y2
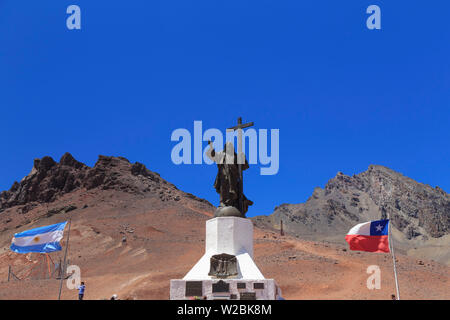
[{"x1": 10, "y1": 221, "x2": 68, "y2": 254}]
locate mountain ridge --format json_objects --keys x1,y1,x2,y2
[
  {"x1": 0, "y1": 152, "x2": 212, "y2": 215},
  {"x1": 253, "y1": 164, "x2": 450, "y2": 264},
  {"x1": 0, "y1": 154, "x2": 448, "y2": 299}
]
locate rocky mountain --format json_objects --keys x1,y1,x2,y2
[
  {"x1": 0, "y1": 153, "x2": 218, "y2": 300},
  {"x1": 0, "y1": 157, "x2": 448, "y2": 299},
  {"x1": 0, "y1": 152, "x2": 211, "y2": 215},
  {"x1": 253, "y1": 165, "x2": 450, "y2": 264}
]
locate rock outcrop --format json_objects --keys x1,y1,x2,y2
[
  {"x1": 253, "y1": 165, "x2": 449, "y2": 243},
  {"x1": 0, "y1": 153, "x2": 212, "y2": 214}
]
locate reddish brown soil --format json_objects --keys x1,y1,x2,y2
[{"x1": 0, "y1": 189, "x2": 448, "y2": 300}]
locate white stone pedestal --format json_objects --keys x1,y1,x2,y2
[{"x1": 170, "y1": 217, "x2": 282, "y2": 300}]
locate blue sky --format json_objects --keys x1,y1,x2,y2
[{"x1": 1, "y1": 1, "x2": 449, "y2": 217}]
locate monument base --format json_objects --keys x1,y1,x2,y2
[
  {"x1": 169, "y1": 216, "x2": 282, "y2": 300},
  {"x1": 170, "y1": 279, "x2": 281, "y2": 300}
]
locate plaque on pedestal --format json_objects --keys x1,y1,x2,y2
[
  {"x1": 185, "y1": 281, "x2": 203, "y2": 297},
  {"x1": 240, "y1": 292, "x2": 256, "y2": 300},
  {"x1": 254, "y1": 283, "x2": 264, "y2": 289},
  {"x1": 212, "y1": 280, "x2": 230, "y2": 293}
]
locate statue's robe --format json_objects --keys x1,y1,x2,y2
[{"x1": 207, "y1": 144, "x2": 253, "y2": 214}]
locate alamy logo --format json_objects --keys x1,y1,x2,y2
[
  {"x1": 366, "y1": 5, "x2": 381, "y2": 30},
  {"x1": 170, "y1": 121, "x2": 279, "y2": 175},
  {"x1": 66, "y1": 264, "x2": 81, "y2": 289},
  {"x1": 366, "y1": 265, "x2": 381, "y2": 290},
  {"x1": 66, "y1": 5, "x2": 81, "y2": 30}
]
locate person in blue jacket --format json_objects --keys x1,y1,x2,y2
[{"x1": 78, "y1": 282, "x2": 86, "y2": 300}]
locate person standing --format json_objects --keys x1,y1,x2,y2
[{"x1": 78, "y1": 282, "x2": 86, "y2": 300}]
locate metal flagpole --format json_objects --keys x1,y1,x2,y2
[
  {"x1": 58, "y1": 219, "x2": 72, "y2": 300},
  {"x1": 387, "y1": 214, "x2": 401, "y2": 300},
  {"x1": 46, "y1": 254, "x2": 51, "y2": 279}
]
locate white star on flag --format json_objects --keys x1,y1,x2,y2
[{"x1": 375, "y1": 224, "x2": 383, "y2": 232}]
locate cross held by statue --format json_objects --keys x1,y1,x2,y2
[{"x1": 226, "y1": 117, "x2": 254, "y2": 214}]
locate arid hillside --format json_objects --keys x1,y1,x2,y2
[
  {"x1": 0, "y1": 154, "x2": 448, "y2": 299},
  {"x1": 253, "y1": 165, "x2": 450, "y2": 265}
]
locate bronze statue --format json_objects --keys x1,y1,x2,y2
[{"x1": 207, "y1": 140, "x2": 253, "y2": 217}]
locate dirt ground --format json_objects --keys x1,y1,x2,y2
[{"x1": 0, "y1": 190, "x2": 448, "y2": 300}]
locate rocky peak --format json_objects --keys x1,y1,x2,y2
[
  {"x1": 325, "y1": 165, "x2": 449, "y2": 238},
  {"x1": 36, "y1": 156, "x2": 57, "y2": 173},
  {"x1": 0, "y1": 153, "x2": 199, "y2": 214},
  {"x1": 59, "y1": 152, "x2": 86, "y2": 169},
  {"x1": 255, "y1": 165, "x2": 449, "y2": 244}
]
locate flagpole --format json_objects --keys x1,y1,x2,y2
[
  {"x1": 58, "y1": 219, "x2": 72, "y2": 300},
  {"x1": 387, "y1": 215, "x2": 400, "y2": 300}
]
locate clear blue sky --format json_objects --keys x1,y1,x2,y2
[{"x1": 1, "y1": 1, "x2": 449, "y2": 217}]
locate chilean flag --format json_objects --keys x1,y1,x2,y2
[{"x1": 345, "y1": 219, "x2": 390, "y2": 253}]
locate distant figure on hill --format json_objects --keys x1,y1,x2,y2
[
  {"x1": 110, "y1": 294, "x2": 118, "y2": 300},
  {"x1": 78, "y1": 282, "x2": 86, "y2": 300}
]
